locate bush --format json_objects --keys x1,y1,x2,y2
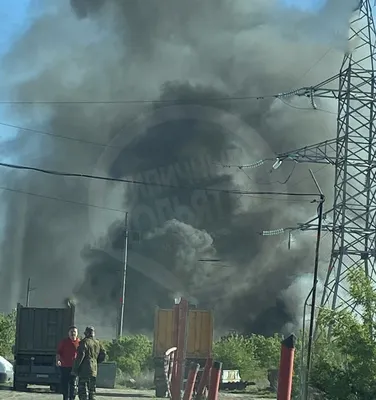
[
  {"x1": 0, "y1": 310, "x2": 16, "y2": 359},
  {"x1": 103, "y1": 334, "x2": 153, "y2": 378},
  {"x1": 214, "y1": 333, "x2": 258, "y2": 380},
  {"x1": 309, "y1": 267, "x2": 376, "y2": 400},
  {"x1": 103, "y1": 332, "x2": 283, "y2": 386},
  {"x1": 213, "y1": 333, "x2": 282, "y2": 381},
  {"x1": 250, "y1": 333, "x2": 281, "y2": 371}
]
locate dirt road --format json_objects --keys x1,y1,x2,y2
[{"x1": 0, "y1": 387, "x2": 276, "y2": 400}]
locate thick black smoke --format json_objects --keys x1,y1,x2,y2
[{"x1": 0, "y1": 0, "x2": 357, "y2": 337}]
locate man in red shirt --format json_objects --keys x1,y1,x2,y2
[{"x1": 56, "y1": 325, "x2": 80, "y2": 400}]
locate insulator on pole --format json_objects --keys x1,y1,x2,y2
[
  {"x1": 262, "y1": 228, "x2": 285, "y2": 236},
  {"x1": 272, "y1": 158, "x2": 283, "y2": 170}
]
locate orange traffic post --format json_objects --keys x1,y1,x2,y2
[
  {"x1": 277, "y1": 334, "x2": 296, "y2": 400},
  {"x1": 183, "y1": 362, "x2": 200, "y2": 400},
  {"x1": 207, "y1": 361, "x2": 222, "y2": 400},
  {"x1": 196, "y1": 357, "x2": 213, "y2": 400}
]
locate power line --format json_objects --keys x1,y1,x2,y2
[
  {"x1": 0, "y1": 184, "x2": 126, "y2": 213},
  {"x1": 0, "y1": 51, "x2": 338, "y2": 151},
  {"x1": 0, "y1": 180, "x2": 312, "y2": 214},
  {"x1": 0, "y1": 119, "x2": 332, "y2": 192},
  {"x1": 288, "y1": 165, "x2": 329, "y2": 188},
  {"x1": 215, "y1": 162, "x2": 332, "y2": 196},
  {"x1": 0, "y1": 94, "x2": 280, "y2": 105},
  {"x1": 0, "y1": 100, "x2": 337, "y2": 152},
  {"x1": 237, "y1": 163, "x2": 297, "y2": 185},
  {"x1": 219, "y1": 138, "x2": 348, "y2": 172},
  {"x1": 0, "y1": 95, "x2": 340, "y2": 113},
  {"x1": 0, "y1": 48, "x2": 335, "y2": 107},
  {"x1": 0, "y1": 161, "x2": 321, "y2": 198},
  {"x1": 216, "y1": 159, "x2": 270, "y2": 169},
  {"x1": 279, "y1": 97, "x2": 337, "y2": 115},
  {"x1": 0, "y1": 121, "x2": 118, "y2": 149},
  {"x1": 291, "y1": 48, "x2": 333, "y2": 89}
]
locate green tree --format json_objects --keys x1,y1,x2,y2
[
  {"x1": 213, "y1": 333, "x2": 260, "y2": 380},
  {"x1": 104, "y1": 334, "x2": 153, "y2": 377},
  {"x1": 310, "y1": 267, "x2": 376, "y2": 399},
  {"x1": 250, "y1": 333, "x2": 281, "y2": 370},
  {"x1": 0, "y1": 310, "x2": 16, "y2": 359}
]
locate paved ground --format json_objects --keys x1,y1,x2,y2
[{"x1": 0, "y1": 386, "x2": 276, "y2": 400}]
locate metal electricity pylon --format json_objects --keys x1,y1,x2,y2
[{"x1": 272, "y1": 0, "x2": 376, "y2": 313}]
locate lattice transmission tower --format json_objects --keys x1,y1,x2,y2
[{"x1": 273, "y1": 0, "x2": 376, "y2": 313}]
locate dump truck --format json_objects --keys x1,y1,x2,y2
[
  {"x1": 13, "y1": 303, "x2": 75, "y2": 392},
  {"x1": 153, "y1": 306, "x2": 214, "y2": 397}
]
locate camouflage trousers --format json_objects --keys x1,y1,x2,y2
[{"x1": 77, "y1": 376, "x2": 97, "y2": 400}]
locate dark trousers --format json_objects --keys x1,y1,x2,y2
[
  {"x1": 77, "y1": 376, "x2": 97, "y2": 400},
  {"x1": 60, "y1": 366, "x2": 77, "y2": 400}
]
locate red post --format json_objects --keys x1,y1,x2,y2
[
  {"x1": 183, "y1": 362, "x2": 200, "y2": 400},
  {"x1": 277, "y1": 334, "x2": 296, "y2": 400},
  {"x1": 207, "y1": 361, "x2": 222, "y2": 400},
  {"x1": 171, "y1": 302, "x2": 180, "y2": 393},
  {"x1": 171, "y1": 298, "x2": 189, "y2": 400},
  {"x1": 196, "y1": 358, "x2": 213, "y2": 400}
]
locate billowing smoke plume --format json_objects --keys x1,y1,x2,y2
[{"x1": 0, "y1": 0, "x2": 358, "y2": 337}]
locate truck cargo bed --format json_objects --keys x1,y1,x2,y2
[
  {"x1": 153, "y1": 308, "x2": 213, "y2": 358},
  {"x1": 14, "y1": 304, "x2": 75, "y2": 354},
  {"x1": 13, "y1": 303, "x2": 75, "y2": 392}
]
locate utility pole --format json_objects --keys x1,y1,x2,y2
[
  {"x1": 118, "y1": 212, "x2": 129, "y2": 339},
  {"x1": 26, "y1": 278, "x2": 31, "y2": 306},
  {"x1": 25, "y1": 277, "x2": 36, "y2": 307},
  {"x1": 305, "y1": 173, "x2": 325, "y2": 400}
]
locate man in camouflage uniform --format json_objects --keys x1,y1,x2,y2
[{"x1": 71, "y1": 326, "x2": 106, "y2": 400}]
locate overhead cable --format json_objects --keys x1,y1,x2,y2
[{"x1": 0, "y1": 161, "x2": 322, "y2": 198}]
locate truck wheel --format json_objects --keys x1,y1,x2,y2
[
  {"x1": 155, "y1": 385, "x2": 168, "y2": 398},
  {"x1": 13, "y1": 381, "x2": 27, "y2": 391}
]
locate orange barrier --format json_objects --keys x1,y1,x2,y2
[{"x1": 277, "y1": 334, "x2": 296, "y2": 400}]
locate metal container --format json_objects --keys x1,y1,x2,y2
[{"x1": 96, "y1": 362, "x2": 117, "y2": 389}]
